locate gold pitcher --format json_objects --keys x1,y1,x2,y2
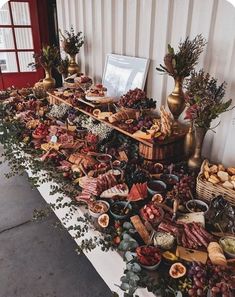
[
  {"x1": 188, "y1": 126, "x2": 207, "y2": 171},
  {"x1": 68, "y1": 54, "x2": 79, "y2": 75},
  {"x1": 167, "y1": 76, "x2": 185, "y2": 119},
  {"x1": 42, "y1": 68, "x2": 55, "y2": 90}
]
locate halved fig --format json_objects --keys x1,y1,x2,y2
[
  {"x1": 98, "y1": 213, "x2": 109, "y2": 228},
  {"x1": 169, "y1": 262, "x2": 186, "y2": 278}
]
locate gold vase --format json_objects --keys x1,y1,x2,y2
[
  {"x1": 42, "y1": 68, "x2": 55, "y2": 90},
  {"x1": 68, "y1": 54, "x2": 79, "y2": 75},
  {"x1": 167, "y1": 76, "x2": 185, "y2": 119},
  {"x1": 184, "y1": 121, "x2": 195, "y2": 158},
  {"x1": 188, "y1": 126, "x2": 207, "y2": 171}
]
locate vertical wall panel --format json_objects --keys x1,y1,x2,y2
[{"x1": 56, "y1": 0, "x2": 235, "y2": 165}]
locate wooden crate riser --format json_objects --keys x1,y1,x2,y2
[{"x1": 139, "y1": 140, "x2": 185, "y2": 161}]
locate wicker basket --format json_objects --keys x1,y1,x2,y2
[{"x1": 196, "y1": 160, "x2": 235, "y2": 206}]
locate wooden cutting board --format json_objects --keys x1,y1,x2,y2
[{"x1": 176, "y1": 246, "x2": 208, "y2": 264}]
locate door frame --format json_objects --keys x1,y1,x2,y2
[{"x1": 0, "y1": 0, "x2": 44, "y2": 89}]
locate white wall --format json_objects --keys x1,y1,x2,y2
[{"x1": 56, "y1": 0, "x2": 235, "y2": 166}]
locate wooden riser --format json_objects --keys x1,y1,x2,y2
[{"x1": 47, "y1": 92, "x2": 187, "y2": 162}]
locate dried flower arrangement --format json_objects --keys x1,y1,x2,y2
[
  {"x1": 156, "y1": 34, "x2": 207, "y2": 78},
  {"x1": 184, "y1": 70, "x2": 233, "y2": 129},
  {"x1": 29, "y1": 44, "x2": 61, "y2": 70},
  {"x1": 60, "y1": 26, "x2": 84, "y2": 56}
]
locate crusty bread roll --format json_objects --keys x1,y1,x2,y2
[
  {"x1": 227, "y1": 167, "x2": 235, "y2": 175},
  {"x1": 217, "y1": 171, "x2": 229, "y2": 182},
  {"x1": 108, "y1": 110, "x2": 137, "y2": 123}
]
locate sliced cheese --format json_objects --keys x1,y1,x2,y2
[{"x1": 177, "y1": 212, "x2": 205, "y2": 227}]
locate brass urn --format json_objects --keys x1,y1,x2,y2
[
  {"x1": 188, "y1": 126, "x2": 207, "y2": 171},
  {"x1": 68, "y1": 54, "x2": 79, "y2": 75},
  {"x1": 167, "y1": 76, "x2": 185, "y2": 119},
  {"x1": 42, "y1": 68, "x2": 55, "y2": 90}
]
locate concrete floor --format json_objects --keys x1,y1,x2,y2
[{"x1": 0, "y1": 148, "x2": 113, "y2": 297}]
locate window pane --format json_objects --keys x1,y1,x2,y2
[
  {"x1": 0, "y1": 3, "x2": 11, "y2": 25},
  {"x1": 18, "y1": 51, "x2": 35, "y2": 72},
  {"x1": 15, "y1": 28, "x2": 33, "y2": 49},
  {"x1": 11, "y1": 2, "x2": 31, "y2": 25},
  {"x1": 0, "y1": 52, "x2": 18, "y2": 73},
  {"x1": 0, "y1": 28, "x2": 15, "y2": 49}
]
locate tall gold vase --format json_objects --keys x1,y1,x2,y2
[
  {"x1": 167, "y1": 77, "x2": 185, "y2": 119},
  {"x1": 68, "y1": 54, "x2": 79, "y2": 75},
  {"x1": 188, "y1": 126, "x2": 207, "y2": 171},
  {"x1": 184, "y1": 121, "x2": 195, "y2": 158},
  {"x1": 42, "y1": 68, "x2": 55, "y2": 90}
]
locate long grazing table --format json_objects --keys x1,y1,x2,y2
[{"x1": 26, "y1": 169, "x2": 155, "y2": 297}]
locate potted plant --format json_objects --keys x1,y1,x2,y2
[
  {"x1": 60, "y1": 26, "x2": 84, "y2": 75},
  {"x1": 156, "y1": 34, "x2": 207, "y2": 119},
  {"x1": 184, "y1": 69, "x2": 233, "y2": 170},
  {"x1": 29, "y1": 44, "x2": 60, "y2": 90}
]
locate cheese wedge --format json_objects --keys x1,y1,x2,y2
[
  {"x1": 176, "y1": 246, "x2": 208, "y2": 264},
  {"x1": 97, "y1": 112, "x2": 113, "y2": 120},
  {"x1": 100, "y1": 184, "x2": 129, "y2": 198},
  {"x1": 133, "y1": 130, "x2": 154, "y2": 140}
]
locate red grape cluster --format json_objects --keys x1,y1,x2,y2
[
  {"x1": 208, "y1": 265, "x2": 232, "y2": 297},
  {"x1": 118, "y1": 88, "x2": 156, "y2": 109},
  {"x1": 187, "y1": 262, "x2": 207, "y2": 296},
  {"x1": 173, "y1": 175, "x2": 195, "y2": 201},
  {"x1": 187, "y1": 262, "x2": 233, "y2": 297}
]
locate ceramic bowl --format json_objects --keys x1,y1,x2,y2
[
  {"x1": 147, "y1": 180, "x2": 167, "y2": 196},
  {"x1": 109, "y1": 201, "x2": 132, "y2": 220},
  {"x1": 186, "y1": 199, "x2": 209, "y2": 214},
  {"x1": 219, "y1": 236, "x2": 235, "y2": 259},
  {"x1": 88, "y1": 200, "x2": 110, "y2": 218},
  {"x1": 140, "y1": 258, "x2": 162, "y2": 271},
  {"x1": 160, "y1": 174, "x2": 179, "y2": 190}
]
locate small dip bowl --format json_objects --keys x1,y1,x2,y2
[
  {"x1": 96, "y1": 154, "x2": 112, "y2": 163},
  {"x1": 109, "y1": 201, "x2": 132, "y2": 220},
  {"x1": 160, "y1": 174, "x2": 179, "y2": 190},
  {"x1": 88, "y1": 200, "x2": 110, "y2": 218},
  {"x1": 186, "y1": 199, "x2": 209, "y2": 214},
  {"x1": 147, "y1": 180, "x2": 167, "y2": 196}
]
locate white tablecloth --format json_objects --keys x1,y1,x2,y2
[{"x1": 26, "y1": 169, "x2": 154, "y2": 297}]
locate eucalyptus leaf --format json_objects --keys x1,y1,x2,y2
[
  {"x1": 120, "y1": 276, "x2": 128, "y2": 282},
  {"x1": 128, "y1": 241, "x2": 138, "y2": 250},
  {"x1": 124, "y1": 251, "x2": 135, "y2": 262},
  {"x1": 118, "y1": 240, "x2": 131, "y2": 251},
  {"x1": 123, "y1": 233, "x2": 132, "y2": 241},
  {"x1": 123, "y1": 222, "x2": 133, "y2": 230},
  {"x1": 120, "y1": 283, "x2": 130, "y2": 291},
  {"x1": 131, "y1": 263, "x2": 141, "y2": 273}
]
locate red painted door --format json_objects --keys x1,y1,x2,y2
[{"x1": 0, "y1": 0, "x2": 43, "y2": 89}]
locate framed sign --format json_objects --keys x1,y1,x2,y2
[{"x1": 102, "y1": 54, "x2": 149, "y2": 98}]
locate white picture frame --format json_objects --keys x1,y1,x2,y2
[{"x1": 102, "y1": 54, "x2": 150, "y2": 98}]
